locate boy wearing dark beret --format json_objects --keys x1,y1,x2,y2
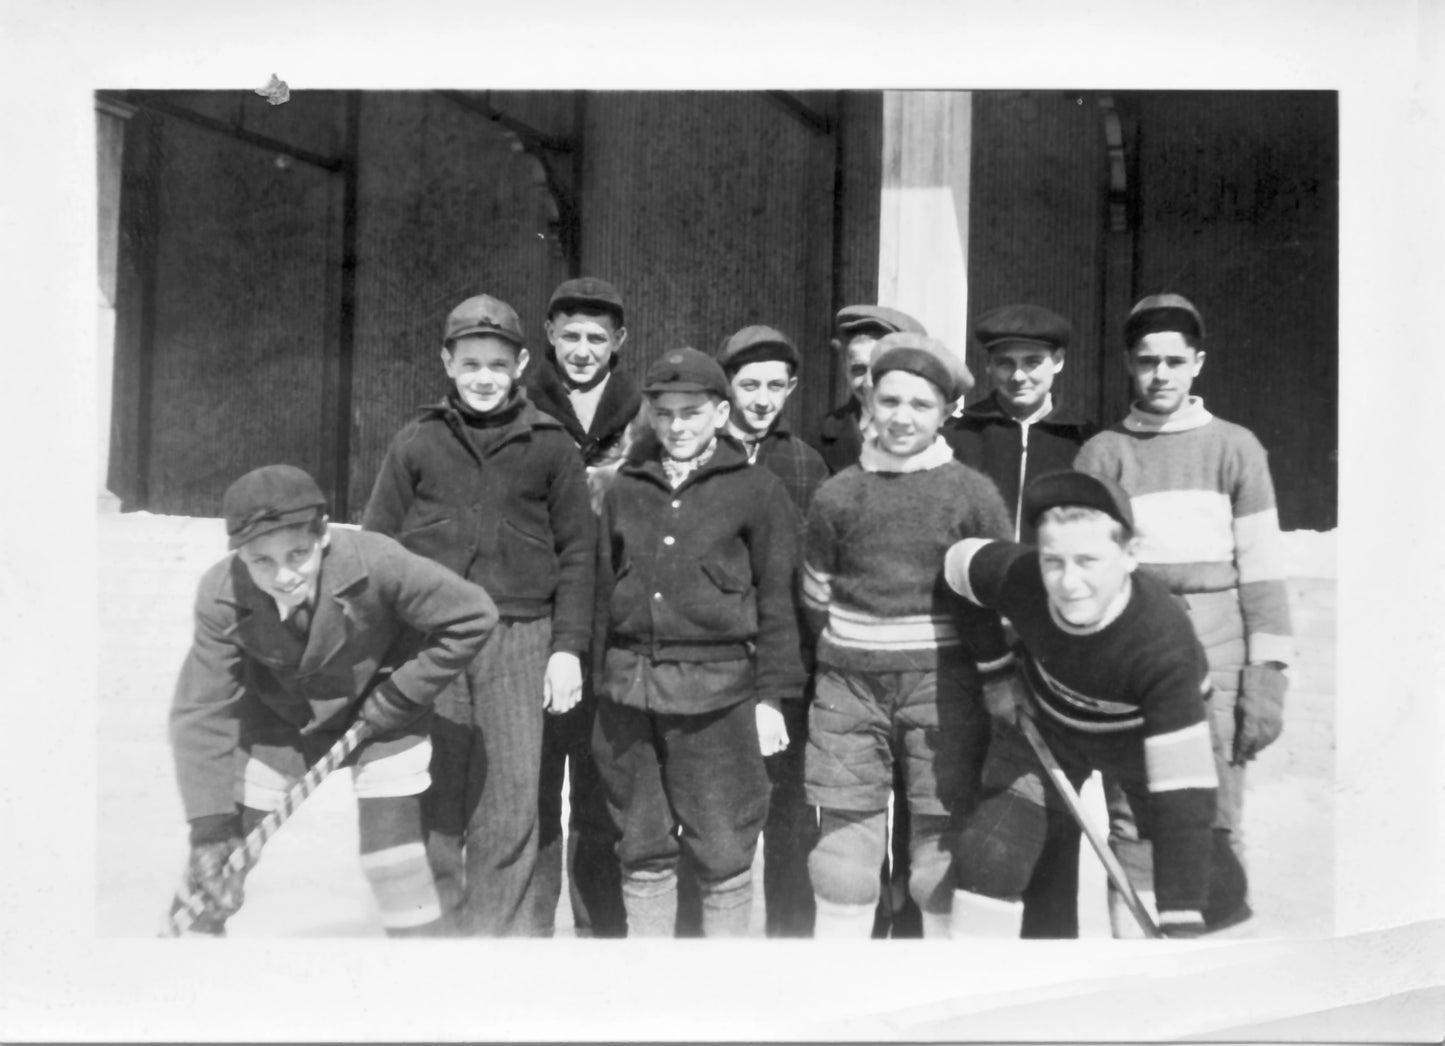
[
  {"x1": 802, "y1": 333, "x2": 1011, "y2": 937},
  {"x1": 592, "y1": 347, "x2": 806, "y2": 936},
  {"x1": 170, "y1": 464, "x2": 498, "y2": 936}
]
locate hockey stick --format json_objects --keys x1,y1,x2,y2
[
  {"x1": 161, "y1": 718, "x2": 371, "y2": 937},
  {"x1": 1016, "y1": 713, "x2": 1163, "y2": 939}
]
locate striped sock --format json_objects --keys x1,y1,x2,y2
[{"x1": 358, "y1": 796, "x2": 443, "y2": 936}]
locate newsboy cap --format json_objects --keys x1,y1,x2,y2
[
  {"x1": 222, "y1": 464, "x2": 328, "y2": 550},
  {"x1": 547, "y1": 276, "x2": 626, "y2": 325},
  {"x1": 974, "y1": 304, "x2": 1073, "y2": 352},
  {"x1": 1124, "y1": 293, "x2": 1205, "y2": 345},
  {"x1": 715, "y1": 324, "x2": 800, "y2": 372},
  {"x1": 1022, "y1": 470, "x2": 1135, "y2": 533},
  {"x1": 870, "y1": 332, "x2": 973, "y2": 402},
  {"x1": 835, "y1": 304, "x2": 928, "y2": 337},
  {"x1": 444, "y1": 294, "x2": 525, "y2": 347},
  {"x1": 642, "y1": 347, "x2": 730, "y2": 399}
]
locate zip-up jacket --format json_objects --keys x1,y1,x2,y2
[
  {"x1": 362, "y1": 391, "x2": 595, "y2": 656},
  {"x1": 944, "y1": 393, "x2": 1097, "y2": 541}
]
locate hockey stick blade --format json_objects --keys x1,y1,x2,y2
[{"x1": 161, "y1": 718, "x2": 371, "y2": 937}]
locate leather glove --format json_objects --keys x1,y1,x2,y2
[
  {"x1": 1234, "y1": 663, "x2": 1287, "y2": 764},
  {"x1": 981, "y1": 670, "x2": 1029, "y2": 726},
  {"x1": 186, "y1": 814, "x2": 248, "y2": 923},
  {"x1": 358, "y1": 680, "x2": 426, "y2": 735}
]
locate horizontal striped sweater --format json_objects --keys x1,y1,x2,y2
[
  {"x1": 1074, "y1": 398, "x2": 1293, "y2": 665},
  {"x1": 803, "y1": 438, "x2": 1012, "y2": 672},
  {"x1": 944, "y1": 537, "x2": 1217, "y2": 915}
]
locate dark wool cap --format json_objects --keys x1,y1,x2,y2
[
  {"x1": 715, "y1": 324, "x2": 800, "y2": 372},
  {"x1": 444, "y1": 294, "x2": 525, "y2": 347},
  {"x1": 870, "y1": 332, "x2": 973, "y2": 402},
  {"x1": 835, "y1": 304, "x2": 928, "y2": 338},
  {"x1": 974, "y1": 303, "x2": 1074, "y2": 352},
  {"x1": 642, "y1": 346, "x2": 730, "y2": 399},
  {"x1": 1124, "y1": 293, "x2": 1205, "y2": 346},
  {"x1": 222, "y1": 464, "x2": 327, "y2": 550},
  {"x1": 547, "y1": 277, "x2": 626, "y2": 325},
  {"x1": 1023, "y1": 469, "x2": 1135, "y2": 532}
]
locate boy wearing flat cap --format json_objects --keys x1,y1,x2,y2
[
  {"x1": 713, "y1": 324, "x2": 831, "y2": 936},
  {"x1": 170, "y1": 464, "x2": 498, "y2": 936},
  {"x1": 944, "y1": 302, "x2": 1099, "y2": 939},
  {"x1": 1076, "y1": 293, "x2": 1292, "y2": 934},
  {"x1": 813, "y1": 305, "x2": 928, "y2": 474},
  {"x1": 522, "y1": 277, "x2": 637, "y2": 937},
  {"x1": 363, "y1": 292, "x2": 596, "y2": 936},
  {"x1": 802, "y1": 333, "x2": 1011, "y2": 938},
  {"x1": 592, "y1": 347, "x2": 805, "y2": 936},
  {"x1": 942, "y1": 470, "x2": 1218, "y2": 939}
]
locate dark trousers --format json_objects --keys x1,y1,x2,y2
[
  {"x1": 534, "y1": 690, "x2": 625, "y2": 937},
  {"x1": 763, "y1": 696, "x2": 818, "y2": 936},
  {"x1": 593, "y1": 696, "x2": 769, "y2": 891}
]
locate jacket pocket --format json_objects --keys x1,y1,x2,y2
[
  {"x1": 398, "y1": 516, "x2": 460, "y2": 570},
  {"x1": 700, "y1": 560, "x2": 750, "y2": 594},
  {"x1": 496, "y1": 518, "x2": 559, "y2": 598}
]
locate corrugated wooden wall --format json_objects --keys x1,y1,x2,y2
[
  {"x1": 114, "y1": 103, "x2": 344, "y2": 515},
  {"x1": 580, "y1": 91, "x2": 865, "y2": 438},
  {"x1": 1129, "y1": 91, "x2": 1337, "y2": 530},
  {"x1": 967, "y1": 91, "x2": 1109, "y2": 424},
  {"x1": 347, "y1": 92, "x2": 569, "y2": 517}
]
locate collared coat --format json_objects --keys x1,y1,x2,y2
[
  {"x1": 526, "y1": 354, "x2": 644, "y2": 471},
  {"x1": 169, "y1": 527, "x2": 498, "y2": 821}
]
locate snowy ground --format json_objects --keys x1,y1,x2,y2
[{"x1": 97, "y1": 512, "x2": 1335, "y2": 939}]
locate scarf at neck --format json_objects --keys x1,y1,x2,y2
[
  {"x1": 859, "y1": 434, "x2": 955, "y2": 474},
  {"x1": 662, "y1": 438, "x2": 718, "y2": 489},
  {"x1": 448, "y1": 387, "x2": 524, "y2": 428}
]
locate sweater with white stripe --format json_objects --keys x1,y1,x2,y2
[
  {"x1": 944, "y1": 537, "x2": 1217, "y2": 914},
  {"x1": 1075, "y1": 398, "x2": 1293, "y2": 666},
  {"x1": 803, "y1": 437, "x2": 1012, "y2": 672}
]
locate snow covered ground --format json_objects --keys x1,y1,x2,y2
[{"x1": 96, "y1": 512, "x2": 1335, "y2": 939}]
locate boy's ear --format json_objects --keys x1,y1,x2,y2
[
  {"x1": 714, "y1": 397, "x2": 732, "y2": 425},
  {"x1": 1192, "y1": 349, "x2": 1206, "y2": 375},
  {"x1": 440, "y1": 345, "x2": 453, "y2": 369},
  {"x1": 614, "y1": 325, "x2": 628, "y2": 351},
  {"x1": 830, "y1": 337, "x2": 843, "y2": 353},
  {"x1": 516, "y1": 347, "x2": 531, "y2": 376},
  {"x1": 543, "y1": 317, "x2": 557, "y2": 342},
  {"x1": 1052, "y1": 349, "x2": 1066, "y2": 373}
]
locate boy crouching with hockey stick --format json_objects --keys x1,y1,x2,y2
[
  {"x1": 168, "y1": 464, "x2": 498, "y2": 936},
  {"x1": 942, "y1": 470, "x2": 1217, "y2": 938}
]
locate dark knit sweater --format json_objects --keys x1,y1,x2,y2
[
  {"x1": 945, "y1": 537, "x2": 1217, "y2": 915},
  {"x1": 803, "y1": 447, "x2": 1012, "y2": 672}
]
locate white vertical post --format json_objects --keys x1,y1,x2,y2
[
  {"x1": 96, "y1": 97, "x2": 134, "y2": 511},
  {"x1": 878, "y1": 91, "x2": 973, "y2": 368}
]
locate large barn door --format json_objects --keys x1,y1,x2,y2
[{"x1": 111, "y1": 98, "x2": 347, "y2": 517}]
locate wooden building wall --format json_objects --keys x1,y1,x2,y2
[{"x1": 109, "y1": 90, "x2": 880, "y2": 520}]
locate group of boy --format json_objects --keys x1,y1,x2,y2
[{"x1": 168, "y1": 275, "x2": 1289, "y2": 941}]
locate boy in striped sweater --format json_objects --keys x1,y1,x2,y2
[
  {"x1": 802, "y1": 333, "x2": 1012, "y2": 938},
  {"x1": 1076, "y1": 293, "x2": 1292, "y2": 934},
  {"x1": 943, "y1": 470, "x2": 1218, "y2": 938}
]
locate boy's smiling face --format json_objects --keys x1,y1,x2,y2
[
  {"x1": 237, "y1": 522, "x2": 325, "y2": 610},
  {"x1": 648, "y1": 390, "x2": 730, "y2": 461},
  {"x1": 546, "y1": 310, "x2": 626, "y2": 387},
  {"x1": 443, "y1": 335, "x2": 528, "y2": 414},
  {"x1": 727, "y1": 359, "x2": 797, "y2": 436},
  {"x1": 1037, "y1": 512, "x2": 1137, "y2": 629},
  {"x1": 988, "y1": 344, "x2": 1064, "y2": 419},
  {"x1": 870, "y1": 369, "x2": 949, "y2": 457}
]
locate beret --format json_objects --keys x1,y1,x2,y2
[
  {"x1": 870, "y1": 332, "x2": 973, "y2": 402},
  {"x1": 1022, "y1": 469, "x2": 1135, "y2": 532}
]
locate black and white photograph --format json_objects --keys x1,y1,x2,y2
[{"x1": 2, "y1": 0, "x2": 1442, "y2": 1041}]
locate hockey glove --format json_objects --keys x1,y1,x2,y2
[
  {"x1": 1234, "y1": 663, "x2": 1287, "y2": 764},
  {"x1": 185, "y1": 813, "x2": 247, "y2": 924},
  {"x1": 358, "y1": 680, "x2": 425, "y2": 736},
  {"x1": 981, "y1": 671, "x2": 1029, "y2": 726}
]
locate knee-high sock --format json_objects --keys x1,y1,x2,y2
[{"x1": 358, "y1": 795, "x2": 443, "y2": 937}]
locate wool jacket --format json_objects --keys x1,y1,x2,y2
[
  {"x1": 802, "y1": 439, "x2": 1012, "y2": 673},
  {"x1": 812, "y1": 398, "x2": 866, "y2": 475},
  {"x1": 943, "y1": 392, "x2": 1098, "y2": 541},
  {"x1": 596, "y1": 432, "x2": 806, "y2": 712},
  {"x1": 729, "y1": 419, "x2": 832, "y2": 525},
  {"x1": 1074, "y1": 397, "x2": 1293, "y2": 666},
  {"x1": 946, "y1": 536, "x2": 1217, "y2": 915},
  {"x1": 170, "y1": 528, "x2": 498, "y2": 821},
  {"x1": 361, "y1": 390, "x2": 596, "y2": 656},
  {"x1": 526, "y1": 353, "x2": 644, "y2": 471}
]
